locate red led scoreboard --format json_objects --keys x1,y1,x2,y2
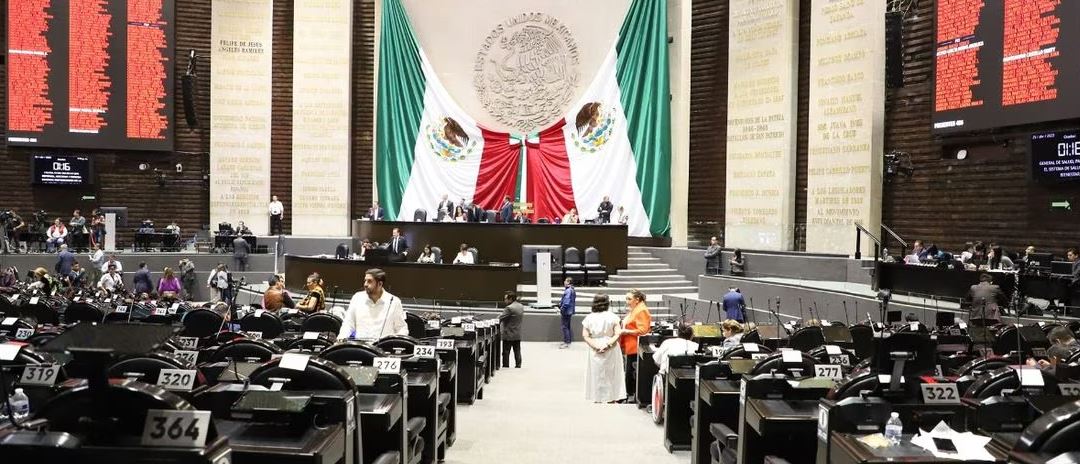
[
  {"x1": 7, "y1": 0, "x2": 174, "y2": 150},
  {"x1": 933, "y1": 0, "x2": 1080, "y2": 133}
]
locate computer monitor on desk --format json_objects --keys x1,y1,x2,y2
[
  {"x1": 1027, "y1": 252, "x2": 1054, "y2": 271},
  {"x1": 1050, "y1": 261, "x2": 1073, "y2": 276}
]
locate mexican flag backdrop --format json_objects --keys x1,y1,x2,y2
[{"x1": 376, "y1": 0, "x2": 670, "y2": 237}]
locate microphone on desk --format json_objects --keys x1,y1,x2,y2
[{"x1": 843, "y1": 301, "x2": 851, "y2": 326}]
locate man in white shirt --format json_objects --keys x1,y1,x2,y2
[
  {"x1": 653, "y1": 324, "x2": 699, "y2": 374},
  {"x1": 88, "y1": 244, "x2": 105, "y2": 286},
  {"x1": 269, "y1": 195, "x2": 285, "y2": 235},
  {"x1": 338, "y1": 268, "x2": 408, "y2": 341},
  {"x1": 98, "y1": 265, "x2": 123, "y2": 293},
  {"x1": 101, "y1": 254, "x2": 123, "y2": 273}
]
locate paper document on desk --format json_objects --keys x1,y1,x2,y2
[{"x1": 910, "y1": 421, "x2": 994, "y2": 460}]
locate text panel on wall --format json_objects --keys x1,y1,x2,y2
[
  {"x1": 724, "y1": 0, "x2": 800, "y2": 250},
  {"x1": 805, "y1": 0, "x2": 885, "y2": 255},
  {"x1": 210, "y1": 0, "x2": 273, "y2": 234},
  {"x1": 292, "y1": 0, "x2": 353, "y2": 236}
]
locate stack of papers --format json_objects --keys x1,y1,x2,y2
[{"x1": 909, "y1": 421, "x2": 995, "y2": 460}]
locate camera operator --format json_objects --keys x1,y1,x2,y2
[{"x1": 0, "y1": 210, "x2": 19, "y2": 254}]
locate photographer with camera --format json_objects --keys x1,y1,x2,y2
[{"x1": 0, "y1": 210, "x2": 22, "y2": 254}]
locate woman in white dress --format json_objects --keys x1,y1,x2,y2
[{"x1": 582, "y1": 293, "x2": 626, "y2": 403}]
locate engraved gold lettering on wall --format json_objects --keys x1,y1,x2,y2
[
  {"x1": 210, "y1": 0, "x2": 273, "y2": 234},
  {"x1": 292, "y1": 0, "x2": 352, "y2": 236},
  {"x1": 805, "y1": 0, "x2": 885, "y2": 255},
  {"x1": 725, "y1": 0, "x2": 799, "y2": 250}
]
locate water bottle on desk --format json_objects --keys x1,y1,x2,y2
[
  {"x1": 5, "y1": 388, "x2": 31, "y2": 422},
  {"x1": 884, "y1": 412, "x2": 903, "y2": 445}
]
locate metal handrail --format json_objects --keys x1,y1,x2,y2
[
  {"x1": 880, "y1": 224, "x2": 907, "y2": 257},
  {"x1": 853, "y1": 222, "x2": 881, "y2": 262}
]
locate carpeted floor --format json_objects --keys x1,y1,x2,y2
[{"x1": 443, "y1": 341, "x2": 690, "y2": 464}]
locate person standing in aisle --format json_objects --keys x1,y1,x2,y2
[
  {"x1": 582, "y1": 293, "x2": 625, "y2": 403},
  {"x1": 499, "y1": 291, "x2": 525, "y2": 368},
  {"x1": 619, "y1": 289, "x2": 652, "y2": 403},
  {"x1": 558, "y1": 277, "x2": 576, "y2": 348}
]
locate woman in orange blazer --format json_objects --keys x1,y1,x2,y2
[{"x1": 619, "y1": 289, "x2": 652, "y2": 402}]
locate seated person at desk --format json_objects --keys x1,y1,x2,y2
[
  {"x1": 1027, "y1": 326, "x2": 1079, "y2": 369},
  {"x1": 562, "y1": 208, "x2": 580, "y2": 224},
  {"x1": 366, "y1": 201, "x2": 385, "y2": 221},
  {"x1": 296, "y1": 273, "x2": 326, "y2": 314},
  {"x1": 157, "y1": 267, "x2": 182, "y2": 300},
  {"x1": 453, "y1": 243, "x2": 474, "y2": 264},
  {"x1": 357, "y1": 238, "x2": 374, "y2": 260},
  {"x1": 46, "y1": 218, "x2": 68, "y2": 252},
  {"x1": 137, "y1": 219, "x2": 155, "y2": 234},
  {"x1": 987, "y1": 246, "x2": 1014, "y2": 270},
  {"x1": 721, "y1": 319, "x2": 745, "y2": 348},
  {"x1": 968, "y1": 273, "x2": 1003, "y2": 323},
  {"x1": 235, "y1": 221, "x2": 253, "y2": 235},
  {"x1": 416, "y1": 244, "x2": 436, "y2": 263},
  {"x1": 98, "y1": 265, "x2": 123, "y2": 293},
  {"x1": 338, "y1": 268, "x2": 408, "y2": 340},
  {"x1": 959, "y1": 241, "x2": 975, "y2": 264},
  {"x1": 653, "y1": 323, "x2": 699, "y2": 374},
  {"x1": 29, "y1": 267, "x2": 59, "y2": 296},
  {"x1": 904, "y1": 240, "x2": 927, "y2": 264},
  {"x1": 450, "y1": 206, "x2": 467, "y2": 222},
  {"x1": 386, "y1": 227, "x2": 408, "y2": 261},
  {"x1": 165, "y1": 221, "x2": 180, "y2": 235},
  {"x1": 617, "y1": 206, "x2": 629, "y2": 225},
  {"x1": 263, "y1": 274, "x2": 296, "y2": 312}
]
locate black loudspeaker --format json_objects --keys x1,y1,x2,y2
[
  {"x1": 885, "y1": 11, "x2": 903, "y2": 89},
  {"x1": 181, "y1": 73, "x2": 199, "y2": 129}
]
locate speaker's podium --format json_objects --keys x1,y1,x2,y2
[{"x1": 523, "y1": 245, "x2": 562, "y2": 309}]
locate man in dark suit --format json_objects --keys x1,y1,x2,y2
[
  {"x1": 367, "y1": 201, "x2": 385, "y2": 221},
  {"x1": 55, "y1": 244, "x2": 75, "y2": 277},
  {"x1": 499, "y1": 195, "x2": 514, "y2": 223},
  {"x1": 704, "y1": 236, "x2": 722, "y2": 275},
  {"x1": 968, "y1": 273, "x2": 1003, "y2": 323},
  {"x1": 436, "y1": 194, "x2": 454, "y2": 221},
  {"x1": 596, "y1": 196, "x2": 614, "y2": 223},
  {"x1": 468, "y1": 202, "x2": 484, "y2": 223},
  {"x1": 232, "y1": 235, "x2": 250, "y2": 271},
  {"x1": 722, "y1": 286, "x2": 746, "y2": 322},
  {"x1": 499, "y1": 291, "x2": 526, "y2": 368},
  {"x1": 387, "y1": 227, "x2": 408, "y2": 261},
  {"x1": 133, "y1": 262, "x2": 153, "y2": 296}
]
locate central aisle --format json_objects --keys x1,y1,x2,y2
[{"x1": 444, "y1": 342, "x2": 690, "y2": 464}]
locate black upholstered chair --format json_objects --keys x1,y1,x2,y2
[
  {"x1": 249, "y1": 356, "x2": 355, "y2": 391},
  {"x1": 563, "y1": 247, "x2": 585, "y2": 285},
  {"x1": 413, "y1": 209, "x2": 427, "y2": 222},
  {"x1": 239, "y1": 310, "x2": 284, "y2": 340},
  {"x1": 208, "y1": 338, "x2": 282, "y2": 363},
  {"x1": 63, "y1": 302, "x2": 105, "y2": 325},
  {"x1": 375, "y1": 335, "x2": 420, "y2": 356},
  {"x1": 318, "y1": 341, "x2": 388, "y2": 367},
  {"x1": 584, "y1": 246, "x2": 607, "y2": 285},
  {"x1": 181, "y1": 308, "x2": 226, "y2": 338},
  {"x1": 301, "y1": 313, "x2": 342, "y2": 335}
]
